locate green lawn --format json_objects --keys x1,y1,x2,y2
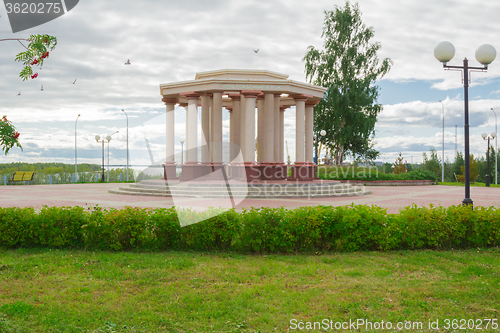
[{"x1": 1, "y1": 248, "x2": 499, "y2": 332}]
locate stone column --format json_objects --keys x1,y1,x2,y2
[
  {"x1": 162, "y1": 97, "x2": 178, "y2": 180},
  {"x1": 179, "y1": 101, "x2": 188, "y2": 147},
  {"x1": 211, "y1": 92, "x2": 223, "y2": 164},
  {"x1": 305, "y1": 101, "x2": 317, "y2": 164},
  {"x1": 240, "y1": 90, "x2": 260, "y2": 181},
  {"x1": 162, "y1": 98, "x2": 177, "y2": 163},
  {"x1": 200, "y1": 94, "x2": 211, "y2": 164},
  {"x1": 290, "y1": 94, "x2": 315, "y2": 181},
  {"x1": 241, "y1": 91, "x2": 260, "y2": 162},
  {"x1": 294, "y1": 96, "x2": 306, "y2": 164},
  {"x1": 257, "y1": 95, "x2": 265, "y2": 162},
  {"x1": 279, "y1": 105, "x2": 287, "y2": 164},
  {"x1": 229, "y1": 94, "x2": 241, "y2": 160},
  {"x1": 263, "y1": 92, "x2": 275, "y2": 163},
  {"x1": 184, "y1": 93, "x2": 199, "y2": 163},
  {"x1": 273, "y1": 94, "x2": 281, "y2": 163},
  {"x1": 239, "y1": 94, "x2": 246, "y2": 159},
  {"x1": 227, "y1": 106, "x2": 236, "y2": 161}
]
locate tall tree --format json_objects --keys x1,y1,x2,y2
[
  {"x1": 422, "y1": 147, "x2": 441, "y2": 180},
  {"x1": 303, "y1": 1, "x2": 391, "y2": 164},
  {"x1": 452, "y1": 151, "x2": 465, "y2": 181},
  {"x1": 392, "y1": 153, "x2": 406, "y2": 174}
]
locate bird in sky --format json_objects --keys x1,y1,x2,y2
[
  {"x1": 253, "y1": 49, "x2": 259, "y2": 53},
  {"x1": 125, "y1": 59, "x2": 131, "y2": 65},
  {"x1": 17, "y1": 91, "x2": 20, "y2": 96},
  {"x1": 71, "y1": 79, "x2": 77, "y2": 84}
]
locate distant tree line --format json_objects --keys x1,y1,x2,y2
[
  {"x1": 0, "y1": 162, "x2": 101, "y2": 175},
  {"x1": 380, "y1": 147, "x2": 499, "y2": 184}
]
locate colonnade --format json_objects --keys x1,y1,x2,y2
[{"x1": 162, "y1": 90, "x2": 318, "y2": 181}]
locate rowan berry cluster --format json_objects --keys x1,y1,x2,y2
[{"x1": 29, "y1": 52, "x2": 49, "y2": 79}]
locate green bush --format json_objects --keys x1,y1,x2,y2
[
  {"x1": 0, "y1": 207, "x2": 35, "y2": 247},
  {"x1": 82, "y1": 207, "x2": 151, "y2": 250},
  {"x1": 318, "y1": 167, "x2": 437, "y2": 181},
  {"x1": 35, "y1": 206, "x2": 86, "y2": 247},
  {"x1": 148, "y1": 207, "x2": 181, "y2": 250},
  {"x1": 1, "y1": 204, "x2": 500, "y2": 252},
  {"x1": 181, "y1": 208, "x2": 241, "y2": 251}
]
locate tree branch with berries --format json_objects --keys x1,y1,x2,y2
[
  {"x1": 0, "y1": 34, "x2": 55, "y2": 154},
  {"x1": 0, "y1": 116, "x2": 22, "y2": 155},
  {"x1": 1, "y1": 34, "x2": 57, "y2": 81}
]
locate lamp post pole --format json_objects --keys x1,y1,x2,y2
[
  {"x1": 439, "y1": 100, "x2": 445, "y2": 182},
  {"x1": 106, "y1": 131, "x2": 119, "y2": 182},
  {"x1": 101, "y1": 140, "x2": 104, "y2": 182},
  {"x1": 434, "y1": 41, "x2": 496, "y2": 206},
  {"x1": 314, "y1": 135, "x2": 318, "y2": 165},
  {"x1": 121, "y1": 109, "x2": 129, "y2": 182},
  {"x1": 75, "y1": 114, "x2": 80, "y2": 183},
  {"x1": 107, "y1": 136, "x2": 111, "y2": 182},
  {"x1": 492, "y1": 108, "x2": 498, "y2": 185},
  {"x1": 95, "y1": 135, "x2": 105, "y2": 182},
  {"x1": 179, "y1": 138, "x2": 185, "y2": 165},
  {"x1": 482, "y1": 132, "x2": 497, "y2": 187},
  {"x1": 487, "y1": 136, "x2": 491, "y2": 187}
]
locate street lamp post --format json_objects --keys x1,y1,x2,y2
[
  {"x1": 179, "y1": 137, "x2": 185, "y2": 165},
  {"x1": 439, "y1": 100, "x2": 445, "y2": 182},
  {"x1": 75, "y1": 114, "x2": 80, "y2": 182},
  {"x1": 434, "y1": 41, "x2": 496, "y2": 206},
  {"x1": 95, "y1": 135, "x2": 105, "y2": 182},
  {"x1": 121, "y1": 109, "x2": 129, "y2": 182},
  {"x1": 314, "y1": 130, "x2": 327, "y2": 164},
  {"x1": 106, "y1": 131, "x2": 119, "y2": 182},
  {"x1": 482, "y1": 132, "x2": 497, "y2": 187},
  {"x1": 491, "y1": 108, "x2": 498, "y2": 185}
]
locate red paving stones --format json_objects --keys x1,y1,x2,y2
[{"x1": 1, "y1": 183, "x2": 500, "y2": 213}]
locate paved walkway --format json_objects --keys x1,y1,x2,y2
[{"x1": 1, "y1": 183, "x2": 500, "y2": 213}]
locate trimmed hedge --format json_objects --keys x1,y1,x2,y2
[
  {"x1": 1, "y1": 204, "x2": 499, "y2": 252},
  {"x1": 319, "y1": 169, "x2": 437, "y2": 181}
]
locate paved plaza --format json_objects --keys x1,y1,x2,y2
[{"x1": 1, "y1": 183, "x2": 500, "y2": 214}]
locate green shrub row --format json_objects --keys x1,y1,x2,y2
[
  {"x1": 1, "y1": 204, "x2": 499, "y2": 252},
  {"x1": 318, "y1": 169, "x2": 437, "y2": 181}
]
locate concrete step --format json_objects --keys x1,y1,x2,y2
[
  {"x1": 111, "y1": 187, "x2": 364, "y2": 196},
  {"x1": 131, "y1": 180, "x2": 345, "y2": 188},
  {"x1": 108, "y1": 188, "x2": 371, "y2": 198},
  {"x1": 108, "y1": 181, "x2": 371, "y2": 198},
  {"x1": 123, "y1": 183, "x2": 358, "y2": 192}
]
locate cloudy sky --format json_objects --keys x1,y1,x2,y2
[{"x1": 1, "y1": 0, "x2": 500, "y2": 169}]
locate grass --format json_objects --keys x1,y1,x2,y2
[
  {"x1": 1, "y1": 248, "x2": 499, "y2": 332},
  {"x1": 438, "y1": 182, "x2": 500, "y2": 188}
]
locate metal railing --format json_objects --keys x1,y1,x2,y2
[{"x1": 1, "y1": 169, "x2": 164, "y2": 185}]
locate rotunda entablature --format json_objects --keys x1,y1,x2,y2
[{"x1": 160, "y1": 69, "x2": 326, "y2": 106}]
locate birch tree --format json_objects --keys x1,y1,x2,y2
[{"x1": 303, "y1": 1, "x2": 391, "y2": 164}]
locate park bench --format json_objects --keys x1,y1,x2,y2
[{"x1": 10, "y1": 171, "x2": 35, "y2": 185}]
